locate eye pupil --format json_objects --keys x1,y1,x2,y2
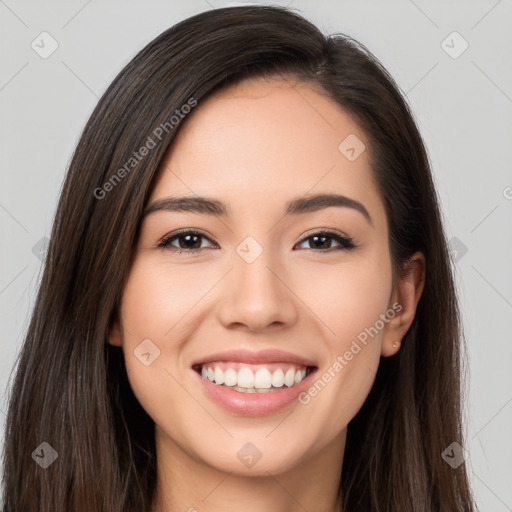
[
  {"x1": 311, "y1": 235, "x2": 330, "y2": 249},
  {"x1": 180, "y1": 234, "x2": 201, "y2": 249}
]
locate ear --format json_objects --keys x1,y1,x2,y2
[
  {"x1": 381, "y1": 251, "x2": 426, "y2": 357},
  {"x1": 108, "y1": 315, "x2": 123, "y2": 347}
]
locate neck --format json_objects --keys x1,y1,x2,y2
[{"x1": 151, "y1": 428, "x2": 346, "y2": 512}]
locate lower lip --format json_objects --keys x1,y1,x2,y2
[{"x1": 193, "y1": 368, "x2": 317, "y2": 416}]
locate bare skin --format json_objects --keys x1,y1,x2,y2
[{"x1": 109, "y1": 76, "x2": 425, "y2": 512}]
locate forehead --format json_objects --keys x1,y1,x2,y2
[{"x1": 150, "y1": 77, "x2": 385, "y2": 225}]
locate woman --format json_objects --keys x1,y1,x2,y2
[{"x1": 1, "y1": 5, "x2": 476, "y2": 511}]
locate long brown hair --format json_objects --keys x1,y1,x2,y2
[{"x1": 2, "y1": 6, "x2": 475, "y2": 511}]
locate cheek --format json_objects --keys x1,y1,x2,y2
[
  {"x1": 299, "y1": 250, "x2": 393, "y2": 347},
  {"x1": 117, "y1": 261, "x2": 184, "y2": 419},
  {"x1": 294, "y1": 252, "x2": 392, "y2": 421},
  {"x1": 120, "y1": 259, "x2": 208, "y2": 339}
]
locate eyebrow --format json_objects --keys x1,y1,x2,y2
[{"x1": 143, "y1": 193, "x2": 372, "y2": 225}]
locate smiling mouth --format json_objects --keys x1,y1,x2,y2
[{"x1": 192, "y1": 362, "x2": 317, "y2": 394}]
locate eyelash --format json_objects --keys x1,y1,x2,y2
[{"x1": 156, "y1": 229, "x2": 356, "y2": 255}]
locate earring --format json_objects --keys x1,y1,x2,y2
[{"x1": 392, "y1": 340, "x2": 401, "y2": 349}]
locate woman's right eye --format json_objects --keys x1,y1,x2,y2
[{"x1": 157, "y1": 230, "x2": 217, "y2": 254}]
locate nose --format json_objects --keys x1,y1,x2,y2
[{"x1": 217, "y1": 247, "x2": 298, "y2": 332}]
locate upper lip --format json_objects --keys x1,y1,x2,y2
[{"x1": 192, "y1": 348, "x2": 317, "y2": 368}]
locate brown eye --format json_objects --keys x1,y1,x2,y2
[
  {"x1": 295, "y1": 230, "x2": 355, "y2": 252},
  {"x1": 157, "y1": 230, "x2": 217, "y2": 253}
]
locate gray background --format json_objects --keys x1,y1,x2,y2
[{"x1": 1, "y1": 0, "x2": 511, "y2": 509}]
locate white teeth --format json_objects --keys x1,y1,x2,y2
[
  {"x1": 223, "y1": 368, "x2": 238, "y2": 387},
  {"x1": 284, "y1": 368, "x2": 295, "y2": 387},
  {"x1": 254, "y1": 368, "x2": 272, "y2": 389},
  {"x1": 237, "y1": 367, "x2": 254, "y2": 388},
  {"x1": 214, "y1": 366, "x2": 224, "y2": 385},
  {"x1": 231, "y1": 385, "x2": 283, "y2": 394},
  {"x1": 199, "y1": 363, "x2": 310, "y2": 391},
  {"x1": 295, "y1": 368, "x2": 306, "y2": 384},
  {"x1": 271, "y1": 368, "x2": 285, "y2": 388}
]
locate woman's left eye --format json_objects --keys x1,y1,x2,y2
[
  {"x1": 295, "y1": 230, "x2": 356, "y2": 251},
  {"x1": 157, "y1": 229, "x2": 356, "y2": 254}
]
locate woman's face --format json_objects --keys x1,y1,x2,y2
[{"x1": 110, "y1": 77, "x2": 408, "y2": 476}]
